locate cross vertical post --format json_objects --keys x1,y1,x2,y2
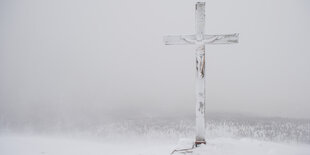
[
  {"x1": 163, "y1": 0, "x2": 239, "y2": 147},
  {"x1": 194, "y1": 1, "x2": 206, "y2": 145}
]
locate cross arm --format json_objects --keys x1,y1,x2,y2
[
  {"x1": 203, "y1": 33, "x2": 239, "y2": 44},
  {"x1": 163, "y1": 33, "x2": 239, "y2": 45},
  {"x1": 163, "y1": 35, "x2": 197, "y2": 45}
]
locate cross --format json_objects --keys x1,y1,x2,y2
[{"x1": 163, "y1": 0, "x2": 239, "y2": 146}]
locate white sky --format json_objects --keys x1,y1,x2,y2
[{"x1": 0, "y1": 0, "x2": 310, "y2": 122}]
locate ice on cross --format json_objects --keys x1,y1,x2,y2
[
  {"x1": 163, "y1": 1, "x2": 239, "y2": 146},
  {"x1": 164, "y1": 34, "x2": 239, "y2": 45}
]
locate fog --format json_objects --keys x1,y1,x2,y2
[{"x1": 1, "y1": 0, "x2": 310, "y2": 128}]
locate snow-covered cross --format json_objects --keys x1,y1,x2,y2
[{"x1": 163, "y1": 0, "x2": 239, "y2": 146}]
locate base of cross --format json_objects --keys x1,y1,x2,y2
[
  {"x1": 171, "y1": 139, "x2": 207, "y2": 155},
  {"x1": 194, "y1": 140, "x2": 206, "y2": 147}
]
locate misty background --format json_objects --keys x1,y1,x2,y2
[{"x1": 0, "y1": 0, "x2": 310, "y2": 129}]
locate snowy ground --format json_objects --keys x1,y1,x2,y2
[
  {"x1": 0, "y1": 134, "x2": 173, "y2": 155},
  {"x1": 1, "y1": 115, "x2": 309, "y2": 155},
  {"x1": 1, "y1": 134, "x2": 310, "y2": 155}
]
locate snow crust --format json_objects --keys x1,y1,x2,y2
[
  {"x1": 1, "y1": 116, "x2": 309, "y2": 155},
  {"x1": 1, "y1": 134, "x2": 310, "y2": 155}
]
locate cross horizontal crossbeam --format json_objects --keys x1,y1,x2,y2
[{"x1": 164, "y1": 33, "x2": 239, "y2": 45}]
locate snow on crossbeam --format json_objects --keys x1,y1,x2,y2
[{"x1": 164, "y1": 34, "x2": 239, "y2": 45}]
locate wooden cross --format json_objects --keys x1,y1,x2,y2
[{"x1": 163, "y1": 1, "x2": 239, "y2": 146}]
